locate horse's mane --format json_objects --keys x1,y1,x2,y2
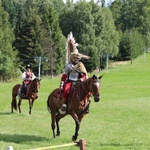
[
  {"x1": 33, "y1": 78, "x2": 41, "y2": 82},
  {"x1": 82, "y1": 75, "x2": 97, "y2": 85},
  {"x1": 77, "y1": 75, "x2": 101, "y2": 92}
]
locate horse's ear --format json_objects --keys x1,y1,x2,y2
[
  {"x1": 92, "y1": 75, "x2": 96, "y2": 79},
  {"x1": 37, "y1": 78, "x2": 41, "y2": 81},
  {"x1": 99, "y1": 75, "x2": 103, "y2": 79}
]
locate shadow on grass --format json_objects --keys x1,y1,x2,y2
[
  {"x1": 0, "y1": 112, "x2": 12, "y2": 115},
  {"x1": 0, "y1": 133, "x2": 51, "y2": 143}
]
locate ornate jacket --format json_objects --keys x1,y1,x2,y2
[
  {"x1": 21, "y1": 71, "x2": 36, "y2": 84},
  {"x1": 61, "y1": 61, "x2": 87, "y2": 84}
]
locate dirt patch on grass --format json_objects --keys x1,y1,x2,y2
[{"x1": 109, "y1": 61, "x2": 129, "y2": 67}]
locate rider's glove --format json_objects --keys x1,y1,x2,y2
[
  {"x1": 59, "y1": 81, "x2": 64, "y2": 90},
  {"x1": 78, "y1": 78, "x2": 83, "y2": 82}
]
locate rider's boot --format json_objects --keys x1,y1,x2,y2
[
  {"x1": 59, "y1": 98, "x2": 67, "y2": 114},
  {"x1": 21, "y1": 83, "x2": 26, "y2": 98}
]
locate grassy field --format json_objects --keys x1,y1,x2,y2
[{"x1": 0, "y1": 53, "x2": 150, "y2": 150}]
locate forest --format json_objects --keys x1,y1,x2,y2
[{"x1": 0, "y1": 0, "x2": 150, "y2": 81}]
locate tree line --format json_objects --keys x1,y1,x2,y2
[{"x1": 0, "y1": 0, "x2": 149, "y2": 81}]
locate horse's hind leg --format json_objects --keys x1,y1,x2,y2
[
  {"x1": 11, "y1": 102, "x2": 13, "y2": 113},
  {"x1": 51, "y1": 113, "x2": 56, "y2": 138},
  {"x1": 11, "y1": 96, "x2": 17, "y2": 113},
  {"x1": 56, "y1": 114, "x2": 60, "y2": 136},
  {"x1": 55, "y1": 114, "x2": 66, "y2": 137},
  {"x1": 11, "y1": 98, "x2": 14, "y2": 113},
  {"x1": 18, "y1": 99, "x2": 22, "y2": 113}
]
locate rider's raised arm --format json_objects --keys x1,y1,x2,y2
[{"x1": 21, "y1": 72, "x2": 26, "y2": 80}]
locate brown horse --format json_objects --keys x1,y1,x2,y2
[
  {"x1": 47, "y1": 75, "x2": 103, "y2": 141},
  {"x1": 11, "y1": 78, "x2": 41, "y2": 115}
]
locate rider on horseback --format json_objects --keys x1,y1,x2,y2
[
  {"x1": 59, "y1": 52, "x2": 88, "y2": 114},
  {"x1": 20, "y1": 64, "x2": 36, "y2": 97}
]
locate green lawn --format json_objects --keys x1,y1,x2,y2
[{"x1": 0, "y1": 53, "x2": 150, "y2": 150}]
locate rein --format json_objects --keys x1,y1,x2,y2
[
  {"x1": 27, "y1": 79, "x2": 39, "y2": 94},
  {"x1": 80, "y1": 78, "x2": 93, "y2": 95},
  {"x1": 76, "y1": 77, "x2": 100, "y2": 100},
  {"x1": 73, "y1": 79, "x2": 92, "y2": 105},
  {"x1": 74, "y1": 78, "x2": 92, "y2": 93}
]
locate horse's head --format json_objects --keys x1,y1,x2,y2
[
  {"x1": 90, "y1": 75, "x2": 103, "y2": 102},
  {"x1": 32, "y1": 78, "x2": 41, "y2": 93}
]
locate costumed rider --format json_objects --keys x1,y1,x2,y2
[
  {"x1": 59, "y1": 52, "x2": 88, "y2": 114},
  {"x1": 20, "y1": 64, "x2": 36, "y2": 97}
]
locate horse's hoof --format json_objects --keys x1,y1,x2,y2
[
  {"x1": 56, "y1": 133, "x2": 60, "y2": 136},
  {"x1": 72, "y1": 135, "x2": 77, "y2": 142}
]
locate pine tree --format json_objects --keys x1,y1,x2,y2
[
  {"x1": 0, "y1": 1, "x2": 19, "y2": 81},
  {"x1": 39, "y1": 0, "x2": 66, "y2": 76},
  {"x1": 13, "y1": 0, "x2": 45, "y2": 74}
]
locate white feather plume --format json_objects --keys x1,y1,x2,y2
[{"x1": 66, "y1": 32, "x2": 90, "y2": 63}]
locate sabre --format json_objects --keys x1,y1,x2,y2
[{"x1": 19, "y1": 65, "x2": 26, "y2": 72}]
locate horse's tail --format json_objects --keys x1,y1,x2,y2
[
  {"x1": 11, "y1": 84, "x2": 20, "y2": 112},
  {"x1": 12, "y1": 96, "x2": 17, "y2": 111}
]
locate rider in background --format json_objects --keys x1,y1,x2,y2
[
  {"x1": 20, "y1": 64, "x2": 36, "y2": 97},
  {"x1": 59, "y1": 52, "x2": 88, "y2": 114}
]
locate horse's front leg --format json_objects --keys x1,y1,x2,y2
[
  {"x1": 71, "y1": 111, "x2": 80, "y2": 141},
  {"x1": 18, "y1": 99, "x2": 22, "y2": 113},
  {"x1": 72, "y1": 119, "x2": 80, "y2": 141},
  {"x1": 29, "y1": 99, "x2": 34, "y2": 115}
]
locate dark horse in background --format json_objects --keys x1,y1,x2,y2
[
  {"x1": 47, "y1": 75, "x2": 103, "y2": 141},
  {"x1": 11, "y1": 78, "x2": 41, "y2": 115}
]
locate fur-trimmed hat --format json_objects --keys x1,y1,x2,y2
[{"x1": 70, "y1": 52, "x2": 81, "y2": 60}]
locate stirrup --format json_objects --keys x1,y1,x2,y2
[{"x1": 59, "y1": 104, "x2": 67, "y2": 114}]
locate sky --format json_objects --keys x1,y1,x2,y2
[{"x1": 63, "y1": 0, "x2": 114, "y2": 6}]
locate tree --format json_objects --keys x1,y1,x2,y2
[
  {"x1": 59, "y1": 0, "x2": 74, "y2": 36},
  {"x1": 117, "y1": 29, "x2": 145, "y2": 61},
  {"x1": 60, "y1": 1, "x2": 119, "y2": 72},
  {"x1": 13, "y1": 0, "x2": 45, "y2": 74},
  {"x1": 39, "y1": 0, "x2": 66, "y2": 76},
  {"x1": 109, "y1": 0, "x2": 123, "y2": 31},
  {"x1": 6, "y1": 0, "x2": 66, "y2": 77},
  {"x1": 110, "y1": 0, "x2": 150, "y2": 60},
  {"x1": 0, "y1": 1, "x2": 19, "y2": 81},
  {"x1": 101, "y1": 7, "x2": 119, "y2": 56},
  {"x1": 60, "y1": 1, "x2": 98, "y2": 72},
  {"x1": 52, "y1": 0, "x2": 66, "y2": 16},
  {"x1": 1, "y1": 0, "x2": 18, "y2": 28}
]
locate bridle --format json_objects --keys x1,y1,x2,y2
[
  {"x1": 81, "y1": 77, "x2": 100, "y2": 95},
  {"x1": 32, "y1": 79, "x2": 40, "y2": 93}
]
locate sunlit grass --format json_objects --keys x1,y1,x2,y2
[{"x1": 0, "y1": 53, "x2": 150, "y2": 149}]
